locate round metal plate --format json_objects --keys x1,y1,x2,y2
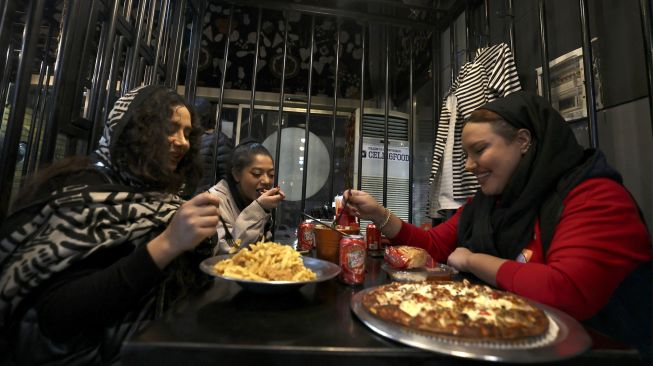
[
  {"x1": 350, "y1": 286, "x2": 591, "y2": 363},
  {"x1": 200, "y1": 254, "x2": 341, "y2": 294}
]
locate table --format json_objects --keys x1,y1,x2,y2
[{"x1": 122, "y1": 256, "x2": 641, "y2": 366}]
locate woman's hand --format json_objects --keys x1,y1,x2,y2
[
  {"x1": 447, "y1": 247, "x2": 505, "y2": 287},
  {"x1": 344, "y1": 189, "x2": 385, "y2": 223},
  {"x1": 446, "y1": 247, "x2": 474, "y2": 272},
  {"x1": 256, "y1": 186, "x2": 285, "y2": 211},
  {"x1": 148, "y1": 192, "x2": 221, "y2": 268}
]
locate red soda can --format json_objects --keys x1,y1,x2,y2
[
  {"x1": 339, "y1": 235, "x2": 366, "y2": 285},
  {"x1": 297, "y1": 220, "x2": 315, "y2": 251},
  {"x1": 366, "y1": 223, "x2": 381, "y2": 251}
]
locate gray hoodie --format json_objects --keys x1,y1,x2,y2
[{"x1": 208, "y1": 179, "x2": 271, "y2": 254}]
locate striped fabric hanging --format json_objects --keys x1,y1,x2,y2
[{"x1": 428, "y1": 43, "x2": 521, "y2": 218}]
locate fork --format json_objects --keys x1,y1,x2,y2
[{"x1": 218, "y1": 214, "x2": 237, "y2": 249}]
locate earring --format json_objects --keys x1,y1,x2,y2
[{"x1": 522, "y1": 142, "x2": 532, "y2": 154}]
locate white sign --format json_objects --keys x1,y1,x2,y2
[{"x1": 361, "y1": 138, "x2": 409, "y2": 179}]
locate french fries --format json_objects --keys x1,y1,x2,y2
[{"x1": 214, "y1": 240, "x2": 316, "y2": 281}]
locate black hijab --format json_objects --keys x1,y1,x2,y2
[{"x1": 457, "y1": 91, "x2": 621, "y2": 259}]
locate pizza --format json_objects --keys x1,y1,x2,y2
[{"x1": 362, "y1": 280, "x2": 549, "y2": 341}]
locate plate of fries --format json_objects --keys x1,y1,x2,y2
[{"x1": 200, "y1": 241, "x2": 341, "y2": 294}]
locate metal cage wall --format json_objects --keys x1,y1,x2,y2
[{"x1": 1, "y1": 0, "x2": 652, "y2": 229}]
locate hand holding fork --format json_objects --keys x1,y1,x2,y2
[
  {"x1": 208, "y1": 187, "x2": 241, "y2": 251},
  {"x1": 218, "y1": 214, "x2": 240, "y2": 251}
]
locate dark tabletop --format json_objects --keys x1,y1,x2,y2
[{"x1": 122, "y1": 255, "x2": 641, "y2": 366}]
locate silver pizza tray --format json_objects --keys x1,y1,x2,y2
[{"x1": 351, "y1": 287, "x2": 591, "y2": 363}]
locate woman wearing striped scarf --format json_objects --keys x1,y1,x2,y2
[{"x1": 0, "y1": 85, "x2": 221, "y2": 365}]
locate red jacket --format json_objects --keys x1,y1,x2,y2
[{"x1": 392, "y1": 178, "x2": 652, "y2": 320}]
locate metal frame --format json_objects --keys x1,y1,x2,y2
[
  {"x1": 166, "y1": 0, "x2": 188, "y2": 89},
  {"x1": 22, "y1": 21, "x2": 56, "y2": 178},
  {"x1": 214, "y1": 4, "x2": 234, "y2": 185},
  {"x1": 539, "y1": 0, "x2": 551, "y2": 101},
  {"x1": 184, "y1": 0, "x2": 206, "y2": 104},
  {"x1": 356, "y1": 22, "x2": 367, "y2": 192},
  {"x1": 273, "y1": 13, "x2": 290, "y2": 189},
  {"x1": 451, "y1": 19, "x2": 456, "y2": 86},
  {"x1": 40, "y1": 0, "x2": 94, "y2": 164},
  {"x1": 210, "y1": 1, "x2": 448, "y2": 226},
  {"x1": 640, "y1": 0, "x2": 653, "y2": 137},
  {"x1": 150, "y1": 0, "x2": 172, "y2": 84},
  {"x1": 579, "y1": 0, "x2": 599, "y2": 148},
  {"x1": 0, "y1": 0, "x2": 46, "y2": 220},
  {"x1": 0, "y1": 39, "x2": 15, "y2": 133},
  {"x1": 382, "y1": 24, "x2": 390, "y2": 208},
  {"x1": 0, "y1": 0, "x2": 205, "y2": 219},
  {"x1": 0, "y1": 0, "x2": 16, "y2": 85},
  {"x1": 300, "y1": 14, "x2": 317, "y2": 213},
  {"x1": 329, "y1": 18, "x2": 341, "y2": 201},
  {"x1": 89, "y1": 0, "x2": 122, "y2": 149},
  {"x1": 219, "y1": 0, "x2": 443, "y2": 30},
  {"x1": 507, "y1": 0, "x2": 516, "y2": 58},
  {"x1": 2, "y1": 0, "x2": 644, "y2": 227},
  {"x1": 465, "y1": 2, "x2": 472, "y2": 63},
  {"x1": 408, "y1": 30, "x2": 414, "y2": 224},
  {"x1": 484, "y1": 0, "x2": 490, "y2": 47},
  {"x1": 247, "y1": 7, "x2": 263, "y2": 137}
]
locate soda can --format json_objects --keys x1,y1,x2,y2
[
  {"x1": 366, "y1": 223, "x2": 381, "y2": 252},
  {"x1": 339, "y1": 235, "x2": 366, "y2": 285},
  {"x1": 297, "y1": 220, "x2": 315, "y2": 251}
]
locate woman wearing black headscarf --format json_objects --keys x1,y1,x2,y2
[
  {"x1": 346, "y1": 91, "x2": 651, "y2": 361},
  {"x1": 0, "y1": 85, "x2": 221, "y2": 365}
]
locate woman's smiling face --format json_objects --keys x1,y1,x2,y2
[
  {"x1": 232, "y1": 154, "x2": 275, "y2": 202},
  {"x1": 461, "y1": 121, "x2": 530, "y2": 196},
  {"x1": 166, "y1": 105, "x2": 192, "y2": 171}
]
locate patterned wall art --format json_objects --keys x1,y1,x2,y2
[
  {"x1": 180, "y1": 5, "x2": 435, "y2": 104},
  {"x1": 181, "y1": 5, "x2": 373, "y2": 99},
  {"x1": 393, "y1": 28, "x2": 435, "y2": 103}
]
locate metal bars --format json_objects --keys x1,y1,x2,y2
[
  {"x1": 0, "y1": 0, "x2": 46, "y2": 220},
  {"x1": 184, "y1": 0, "x2": 206, "y2": 105},
  {"x1": 150, "y1": 0, "x2": 171, "y2": 84},
  {"x1": 22, "y1": 21, "x2": 55, "y2": 178},
  {"x1": 166, "y1": 0, "x2": 187, "y2": 89},
  {"x1": 273, "y1": 14, "x2": 290, "y2": 188},
  {"x1": 123, "y1": 0, "x2": 148, "y2": 93},
  {"x1": 0, "y1": 42, "x2": 14, "y2": 133},
  {"x1": 382, "y1": 25, "x2": 390, "y2": 208},
  {"x1": 0, "y1": 0, "x2": 16, "y2": 81},
  {"x1": 40, "y1": 0, "x2": 91, "y2": 165},
  {"x1": 214, "y1": 4, "x2": 234, "y2": 185},
  {"x1": 329, "y1": 19, "x2": 341, "y2": 201},
  {"x1": 226, "y1": 0, "x2": 440, "y2": 30},
  {"x1": 89, "y1": 0, "x2": 122, "y2": 149},
  {"x1": 507, "y1": 0, "x2": 516, "y2": 58},
  {"x1": 300, "y1": 15, "x2": 316, "y2": 213},
  {"x1": 0, "y1": 0, "x2": 205, "y2": 220},
  {"x1": 407, "y1": 31, "x2": 414, "y2": 224},
  {"x1": 484, "y1": 0, "x2": 490, "y2": 47},
  {"x1": 356, "y1": 23, "x2": 366, "y2": 192},
  {"x1": 465, "y1": 2, "x2": 472, "y2": 62},
  {"x1": 640, "y1": 0, "x2": 653, "y2": 137},
  {"x1": 538, "y1": 0, "x2": 551, "y2": 101},
  {"x1": 579, "y1": 0, "x2": 599, "y2": 148},
  {"x1": 247, "y1": 7, "x2": 263, "y2": 137}
]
